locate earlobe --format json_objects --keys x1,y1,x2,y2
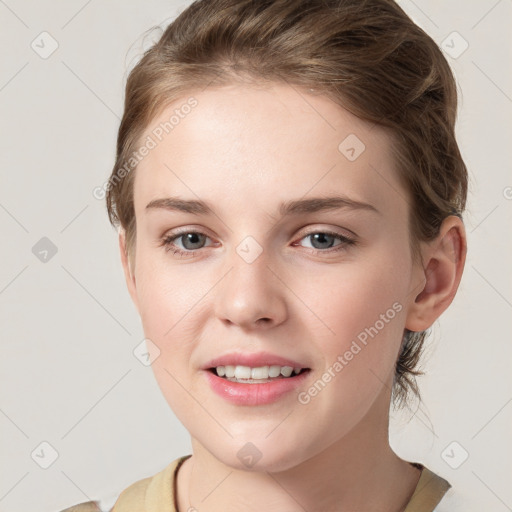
[
  {"x1": 405, "y1": 216, "x2": 467, "y2": 332},
  {"x1": 119, "y1": 229, "x2": 140, "y2": 314}
]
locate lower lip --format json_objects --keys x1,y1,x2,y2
[{"x1": 204, "y1": 370, "x2": 310, "y2": 406}]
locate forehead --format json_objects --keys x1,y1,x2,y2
[{"x1": 133, "y1": 83, "x2": 406, "y2": 218}]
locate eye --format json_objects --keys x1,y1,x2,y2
[
  {"x1": 160, "y1": 230, "x2": 214, "y2": 257},
  {"x1": 295, "y1": 230, "x2": 355, "y2": 252},
  {"x1": 174, "y1": 232, "x2": 209, "y2": 250},
  {"x1": 160, "y1": 228, "x2": 356, "y2": 258}
]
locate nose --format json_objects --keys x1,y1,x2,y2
[{"x1": 214, "y1": 250, "x2": 288, "y2": 331}]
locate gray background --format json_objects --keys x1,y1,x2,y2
[{"x1": 0, "y1": 1, "x2": 511, "y2": 510}]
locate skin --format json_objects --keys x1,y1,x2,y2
[{"x1": 119, "y1": 82, "x2": 466, "y2": 512}]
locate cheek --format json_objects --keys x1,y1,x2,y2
[
  {"x1": 298, "y1": 251, "x2": 412, "y2": 377},
  {"x1": 133, "y1": 255, "x2": 210, "y2": 413},
  {"x1": 133, "y1": 251, "x2": 219, "y2": 393},
  {"x1": 135, "y1": 249, "x2": 204, "y2": 336},
  {"x1": 284, "y1": 259, "x2": 411, "y2": 441}
]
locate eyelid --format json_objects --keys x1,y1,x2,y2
[
  {"x1": 165, "y1": 225, "x2": 215, "y2": 237},
  {"x1": 297, "y1": 225, "x2": 357, "y2": 240}
]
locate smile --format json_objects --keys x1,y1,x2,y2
[
  {"x1": 212, "y1": 364, "x2": 307, "y2": 383},
  {"x1": 205, "y1": 366, "x2": 311, "y2": 406}
]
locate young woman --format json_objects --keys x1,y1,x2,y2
[{"x1": 62, "y1": 0, "x2": 467, "y2": 510}]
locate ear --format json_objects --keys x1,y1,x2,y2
[
  {"x1": 119, "y1": 229, "x2": 140, "y2": 314},
  {"x1": 405, "y1": 216, "x2": 467, "y2": 332}
]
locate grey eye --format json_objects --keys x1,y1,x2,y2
[
  {"x1": 179, "y1": 232, "x2": 208, "y2": 250},
  {"x1": 303, "y1": 233, "x2": 339, "y2": 250}
]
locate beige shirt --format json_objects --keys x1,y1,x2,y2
[{"x1": 60, "y1": 456, "x2": 451, "y2": 512}]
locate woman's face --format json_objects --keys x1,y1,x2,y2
[{"x1": 124, "y1": 83, "x2": 424, "y2": 471}]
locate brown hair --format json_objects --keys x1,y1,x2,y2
[{"x1": 106, "y1": 0, "x2": 468, "y2": 410}]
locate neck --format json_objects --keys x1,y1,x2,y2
[{"x1": 176, "y1": 385, "x2": 421, "y2": 512}]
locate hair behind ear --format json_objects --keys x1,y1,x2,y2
[
  {"x1": 119, "y1": 228, "x2": 139, "y2": 314},
  {"x1": 392, "y1": 329, "x2": 426, "y2": 409}
]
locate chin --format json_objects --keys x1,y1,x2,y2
[{"x1": 201, "y1": 434, "x2": 315, "y2": 474}]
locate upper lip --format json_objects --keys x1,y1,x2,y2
[{"x1": 203, "y1": 351, "x2": 310, "y2": 370}]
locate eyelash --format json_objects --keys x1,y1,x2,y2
[{"x1": 159, "y1": 228, "x2": 356, "y2": 259}]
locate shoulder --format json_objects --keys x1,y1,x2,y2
[
  {"x1": 58, "y1": 456, "x2": 190, "y2": 512},
  {"x1": 404, "y1": 463, "x2": 451, "y2": 512},
  {"x1": 58, "y1": 503, "x2": 102, "y2": 512},
  {"x1": 433, "y1": 487, "x2": 456, "y2": 511},
  {"x1": 58, "y1": 495, "x2": 122, "y2": 512},
  {"x1": 57, "y1": 476, "x2": 152, "y2": 512},
  {"x1": 433, "y1": 484, "x2": 474, "y2": 512}
]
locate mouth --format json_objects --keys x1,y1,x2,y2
[
  {"x1": 208, "y1": 365, "x2": 311, "y2": 383},
  {"x1": 202, "y1": 352, "x2": 312, "y2": 405}
]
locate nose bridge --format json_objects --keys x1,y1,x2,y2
[{"x1": 214, "y1": 236, "x2": 287, "y2": 329}]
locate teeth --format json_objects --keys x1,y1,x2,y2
[
  {"x1": 280, "y1": 366, "x2": 293, "y2": 377},
  {"x1": 214, "y1": 365, "x2": 304, "y2": 380},
  {"x1": 268, "y1": 365, "x2": 281, "y2": 377},
  {"x1": 234, "y1": 366, "x2": 251, "y2": 379},
  {"x1": 251, "y1": 366, "x2": 269, "y2": 379}
]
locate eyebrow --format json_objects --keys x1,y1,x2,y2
[{"x1": 145, "y1": 195, "x2": 379, "y2": 217}]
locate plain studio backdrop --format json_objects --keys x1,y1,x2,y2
[{"x1": 0, "y1": 1, "x2": 511, "y2": 511}]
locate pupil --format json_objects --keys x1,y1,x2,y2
[
  {"x1": 312, "y1": 233, "x2": 334, "y2": 249},
  {"x1": 183, "y1": 233, "x2": 204, "y2": 249}
]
